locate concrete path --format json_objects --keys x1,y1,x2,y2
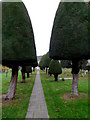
[
  {"x1": 58, "y1": 77, "x2": 72, "y2": 81},
  {"x1": 26, "y1": 71, "x2": 49, "y2": 118}
]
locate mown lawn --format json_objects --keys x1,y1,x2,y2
[
  {"x1": 40, "y1": 69, "x2": 88, "y2": 118},
  {"x1": 1, "y1": 70, "x2": 36, "y2": 119}
]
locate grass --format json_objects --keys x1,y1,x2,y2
[
  {"x1": 1, "y1": 70, "x2": 36, "y2": 119},
  {"x1": 40, "y1": 69, "x2": 88, "y2": 118}
]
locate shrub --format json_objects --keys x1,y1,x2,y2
[
  {"x1": 49, "y1": 59, "x2": 62, "y2": 81},
  {"x1": 62, "y1": 78, "x2": 65, "y2": 81}
]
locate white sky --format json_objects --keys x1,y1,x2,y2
[{"x1": 22, "y1": 0, "x2": 60, "y2": 56}]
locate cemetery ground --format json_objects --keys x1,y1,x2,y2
[
  {"x1": 40, "y1": 69, "x2": 88, "y2": 118},
  {"x1": 1, "y1": 70, "x2": 36, "y2": 118},
  {"x1": 1, "y1": 68, "x2": 89, "y2": 119}
]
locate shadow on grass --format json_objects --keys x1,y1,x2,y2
[
  {"x1": 60, "y1": 93, "x2": 88, "y2": 101},
  {"x1": 49, "y1": 79, "x2": 65, "y2": 83}
]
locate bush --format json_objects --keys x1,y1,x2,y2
[
  {"x1": 26, "y1": 66, "x2": 32, "y2": 73},
  {"x1": 39, "y1": 52, "x2": 51, "y2": 73},
  {"x1": 49, "y1": 59, "x2": 62, "y2": 81},
  {"x1": 48, "y1": 69, "x2": 52, "y2": 76},
  {"x1": 62, "y1": 78, "x2": 65, "y2": 81}
]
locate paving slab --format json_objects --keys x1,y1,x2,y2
[
  {"x1": 26, "y1": 71, "x2": 49, "y2": 118},
  {"x1": 58, "y1": 77, "x2": 72, "y2": 81}
]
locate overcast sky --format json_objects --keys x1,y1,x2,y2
[{"x1": 22, "y1": 0, "x2": 60, "y2": 56}]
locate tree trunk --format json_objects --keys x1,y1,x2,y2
[
  {"x1": 21, "y1": 66, "x2": 26, "y2": 83},
  {"x1": 46, "y1": 68, "x2": 47, "y2": 74},
  {"x1": 27, "y1": 72, "x2": 29, "y2": 78},
  {"x1": 5, "y1": 65, "x2": 18, "y2": 100},
  {"x1": 54, "y1": 74, "x2": 58, "y2": 81},
  {"x1": 71, "y1": 74, "x2": 78, "y2": 96},
  {"x1": 71, "y1": 60, "x2": 79, "y2": 96},
  {"x1": 22, "y1": 71, "x2": 25, "y2": 83}
]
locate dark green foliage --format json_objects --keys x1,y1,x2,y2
[
  {"x1": 89, "y1": 3, "x2": 90, "y2": 55},
  {"x1": 31, "y1": 61, "x2": 38, "y2": 67},
  {"x1": 49, "y1": 59, "x2": 62, "y2": 81},
  {"x1": 72, "y1": 60, "x2": 79, "y2": 74},
  {"x1": 48, "y1": 69, "x2": 52, "y2": 76},
  {"x1": 0, "y1": 2, "x2": 1, "y2": 64},
  {"x1": 62, "y1": 78, "x2": 65, "y2": 81},
  {"x1": 40, "y1": 67, "x2": 45, "y2": 71},
  {"x1": 49, "y1": 59, "x2": 62, "y2": 75},
  {"x1": 61, "y1": 60, "x2": 71, "y2": 68},
  {"x1": 49, "y1": 2, "x2": 89, "y2": 60},
  {"x1": 39, "y1": 52, "x2": 51, "y2": 70},
  {"x1": 79, "y1": 59, "x2": 87, "y2": 70},
  {"x1": 39, "y1": 55, "x2": 46, "y2": 70},
  {"x1": 44, "y1": 52, "x2": 51, "y2": 68},
  {"x1": 38, "y1": 55, "x2": 45, "y2": 69},
  {"x1": 25, "y1": 66, "x2": 32, "y2": 73},
  {"x1": 2, "y1": 2, "x2": 37, "y2": 66}
]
